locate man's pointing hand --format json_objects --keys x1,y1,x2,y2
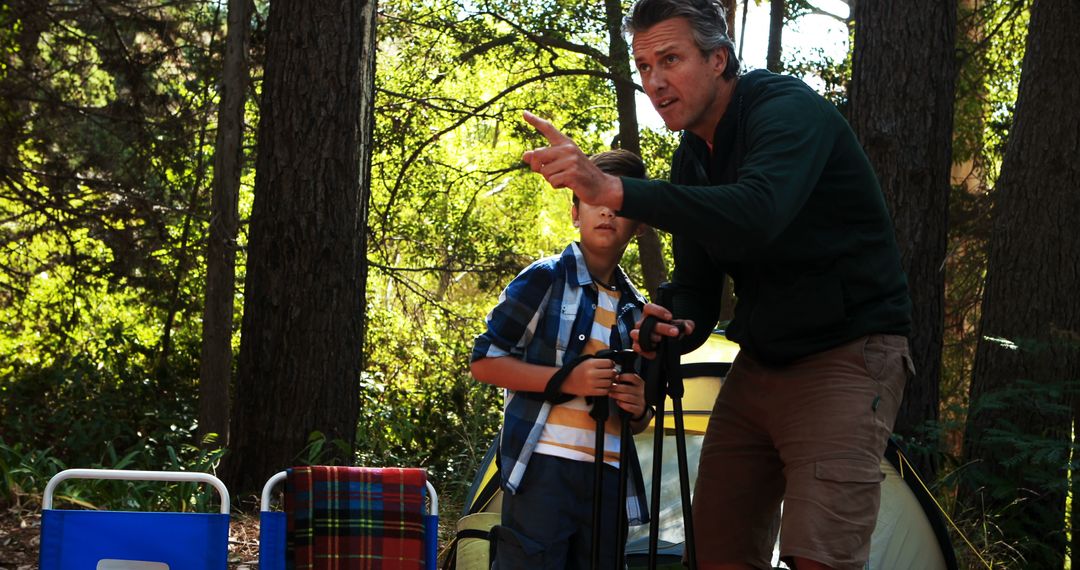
[{"x1": 522, "y1": 111, "x2": 624, "y2": 210}]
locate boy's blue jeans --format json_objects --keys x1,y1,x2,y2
[{"x1": 493, "y1": 453, "x2": 626, "y2": 569}]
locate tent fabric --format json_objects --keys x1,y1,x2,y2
[
  {"x1": 880, "y1": 441, "x2": 959, "y2": 570},
  {"x1": 460, "y1": 437, "x2": 500, "y2": 518},
  {"x1": 872, "y1": 450, "x2": 951, "y2": 570},
  {"x1": 628, "y1": 433, "x2": 958, "y2": 570},
  {"x1": 648, "y1": 334, "x2": 738, "y2": 433}
]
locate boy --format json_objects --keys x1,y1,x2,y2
[{"x1": 472, "y1": 149, "x2": 655, "y2": 569}]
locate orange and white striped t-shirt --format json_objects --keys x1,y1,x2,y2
[{"x1": 533, "y1": 281, "x2": 624, "y2": 467}]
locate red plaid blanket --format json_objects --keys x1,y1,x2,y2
[{"x1": 285, "y1": 466, "x2": 428, "y2": 569}]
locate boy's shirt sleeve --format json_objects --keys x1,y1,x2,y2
[{"x1": 472, "y1": 261, "x2": 556, "y2": 362}]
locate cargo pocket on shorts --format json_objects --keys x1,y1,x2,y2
[
  {"x1": 490, "y1": 524, "x2": 547, "y2": 567},
  {"x1": 807, "y1": 459, "x2": 884, "y2": 562},
  {"x1": 814, "y1": 458, "x2": 884, "y2": 526}
]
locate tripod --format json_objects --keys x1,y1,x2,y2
[
  {"x1": 639, "y1": 282, "x2": 698, "y2": 570},
  {"x1": 588, "y1": 348, "x2": 638, "y2": 570}
]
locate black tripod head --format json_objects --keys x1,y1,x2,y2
[
  {"x1": 638, "y1": 282, "x2": 686, "y2": 405},
  {"x1": 596, "y1": 348, "x2": 638, "y2": 374}
]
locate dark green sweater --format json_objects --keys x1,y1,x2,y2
[{"x1": 620, "y1": 70, "x2": 911, "y2": 364}]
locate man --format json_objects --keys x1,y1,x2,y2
[{"x1": 521, "y1": 0, "x2": 914, "y2": 568}]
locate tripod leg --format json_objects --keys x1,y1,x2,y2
[
  {"x1": 672, "y1": 396, "x2": 697, "y2": 570},
  {"x1": 648, "y1": 391, "x2": 665, "y2": 569},
  {"x1": 592, "y1": 397, "x2": 608, "y2": 570},
  {"x1": 615, "y1": 413, "x2": 631, "y2": 570}
]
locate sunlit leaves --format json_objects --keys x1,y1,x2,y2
[
  {"x1": 372, "y1": 0, "x2": 621, "y2": 315},
  {"x1": 954, "y1": 0, "x2": 1030, "y2": 181},
  {"x1": 361, "y1": 0, "x2": 637, "y2": 474}
]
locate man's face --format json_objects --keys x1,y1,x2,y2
[{"x1": 633, "y1": 17, "x2": 729, "y2": 141}]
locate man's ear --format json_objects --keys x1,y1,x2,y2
[
  {"x1": 712, "y1": 47, "x2": 728, "y2": 76},
  {"x1": 572, "y1": 204, "x2": 581, "y2": 228}
]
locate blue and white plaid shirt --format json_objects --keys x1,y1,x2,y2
[{"x1": 472, "y1": 242, "x2": 650, "y2": 524}]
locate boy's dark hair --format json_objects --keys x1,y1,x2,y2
[{"x1": 575, "y1": 149, "x2": 647, "y2": 205}]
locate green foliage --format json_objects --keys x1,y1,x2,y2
[
  {"x1": 943, "y1": 333, "x2": 1080, "y2": 568},
  {"x1": 365, "y1": 0, "x2": 652, "y2": 501},
  {"x1": 783, "y1": 44, "x2": 852, "y2": 113},
  {"x1": 358, "y1": 304, "x2": 503, "y2": 499},
  {"x1": 0, "y1": 320, "x2": 207, "y2": 484},
  {"x1": 0, "y1": 246, "x2": 211, "y2": 511},
  {"x1": 0, "y1": 0, "x2": 228, "y2": 299},
  {"x1": 953, "y1": 0, "x2": 1031, "y2": 181},
  {"x1": 0, "y1": 440, "x2": 66, "y2": 506},
  {"x1": 296, "y1": 431, "x2": 354, "y2": 467},
  {"x1": 0, "y1": 435, "x2": 226, "y2": 513},
  {"x1": 0, "y1": 0, "x2": 236, "y2": 511},
  {"x1": 966, "y1": 379, "x2": 1075, "y2": 481}
]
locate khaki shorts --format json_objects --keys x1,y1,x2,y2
[{"x1": 690, "y1": 334, "x2": 913, "y2": 570}]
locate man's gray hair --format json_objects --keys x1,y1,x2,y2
[{"x1": 625, "y1": 0, "x2": 741, "y2": 80}]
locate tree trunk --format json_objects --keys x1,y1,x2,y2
[
  {"x1": 766, "y1": 0, "x2": 784, "y2": 72},
  {"x1": 605, "y1": 0, "x2": 667, "y2": 299},
  {"x1": 223, "y1": 0, "x2": 378, "y2": 493},
  {"x1": 198, "y1": 0, "x2": 250, "y2": 447},
  {"x1": 721, "y1": 0, "x2": 738, "y2": 44},
  {"x1": 959, "y1": 1, "x2": 1080, "y2": 566},
  {"x1": 848, "y1": 0, "x2": 958, "y2": 478}
]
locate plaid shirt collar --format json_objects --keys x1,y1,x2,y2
[{"x1": 564, "y1": 242, "x2": 646, "y2": 306}]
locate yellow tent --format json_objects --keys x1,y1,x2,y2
[{"x1": 649, "y1": 333, "x2": 739, "y2": 434}]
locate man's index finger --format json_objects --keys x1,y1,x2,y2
[{"x1": 523, "y1": 111, "x2": 572, "y2": 145}]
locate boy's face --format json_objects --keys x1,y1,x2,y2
[{"x1": 572, "y1": 201, "x2": 642, "y2": 256}]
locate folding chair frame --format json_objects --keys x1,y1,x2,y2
[{"x1": 40, "y1": 468, "x2": 231, "y2": 570}]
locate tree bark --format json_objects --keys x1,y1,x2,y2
[
  {"x1": 959, "y1": 1, "x2": 1080, "y2": 566},
  {"x1": 848, "y1": 0, "x2": 958, "y2": 478},
  {"x1": 223, "y1": 0, "x2": 377, "y2": 493},
  {"x1": 766, "y1": 0, "x2": 784, "y2": 72},
  {"x1": 605, "y1": 0, "x2": 667, "y2": 299},
  {"x1": 198, "y1": 0, "x2": 250, "y2": 447},
  {"x1": 721, "y1": 0, "x2": 738, "y2": 44}
]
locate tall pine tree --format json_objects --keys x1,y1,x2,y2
[
  {"x1": 959, "y1": 1, "x2": 1080, "y2": 567},
  {"x1": 849, "y1": 0, "x2": 959, "y2": 477},
  {"x1": 224, "y1": 0, "x2": 378, "y2": 492}
]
